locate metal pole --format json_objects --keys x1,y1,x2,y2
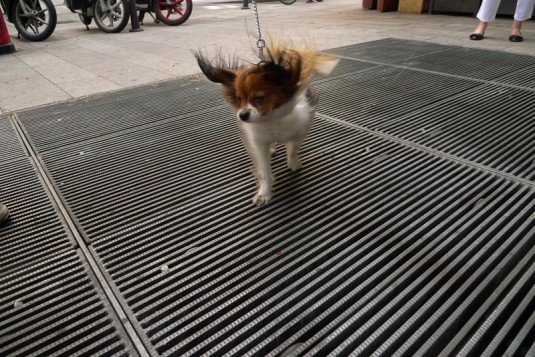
[
  {"x1": 241, "y1": 0, "x2": 249, "y2": 9},
  {"x1": 129, "y1": 0, "x2": 143, "y2": 32}
]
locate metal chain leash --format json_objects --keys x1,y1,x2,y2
[{"x1": 251, "y1": 0, "x2": 266, "y2": 61}]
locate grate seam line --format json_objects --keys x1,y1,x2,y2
[
  {"x1": 315, "y1": 112, "x2": 535, "y2": 189},
  {"x1": 10, "y1": 113, "x2": 151, "y2": 357},
  {"x1": 335, "y1": 55, "x2": 535, "y2": 94}
]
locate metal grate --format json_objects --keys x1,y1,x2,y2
[
  {"x1": 492, "y1": 63, "x2": 535, "y2": 89},
  {"x1": 0, "y1": 116, "x2": 26, "y2": 163},
  {"x1": 0, "y1": 159, "x2": 75, "y2": 275},
  {"x1": 1, "y1": 250, "x2": 131, "y2": 357},
  {"x1": 328, "y1": 38, "x2": 452, "y2": 64},
  {"x1": 315, "y1": 65, "x2": 480, "y2": 127},
  {"x1": 9, "y1": 39, "x2": 535, "y2": 356},
  {"x1": 17, "y1": 78, "x2": 221, "y2": 151},
  {"x1": 34, "y1": 114, "x2": 535, "y2": 356},
  {"x1": 320, "y1": 57, "x2": 378, "y2": 79},
  {"x1": 373, "y1": 83, "x2": 535, "y2": 181},
  {"x1": 0, "y1": 121, "x2": 136, "y2": 356},
  {"x1": 393, "y1": 46, "x2": 535, "y2": 81}
]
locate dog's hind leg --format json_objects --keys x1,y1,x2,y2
[
  {"x1": 270, "y1": 143, "x2": 278, "y2": 155},
  {"x1": 286, "y1": 140, "x2": 303, "y2": 171},
  {"x1": 252, "y1": 144, "x2": 274, "y2": 205}
]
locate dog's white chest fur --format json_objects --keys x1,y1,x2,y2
[
  {"x1": 240, "y1": 91, "x2": 316, "y2": 147},
  {"x1": 236, "y1": 90, "x2": 317, "y2": 205}
]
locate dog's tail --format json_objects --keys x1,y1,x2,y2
[{"x1": 298, "y1": 48, "x2": 339, "y2": 81}]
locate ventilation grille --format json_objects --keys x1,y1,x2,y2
[
  {"x1": 374, "y1": 83, "x2": 535, "y2": 181},
  {"x1": 394, "y1": 46, "x2": 535, "y2": 81},
  {"x1": 11, "y1": 39, "x2": 535, "y2": 356},
  {"x1": 17, "y1": 78, "x2": 221, "y2": 151},
  {"x1": 328, "y1": 38, "x2": 452, "y2": 63},
  {"x1": 0, "y1": 119, "x2": 135, "y2": 356},
  {"x1": 316, "y1": 65, "x2": 480, "y2": 127},
  {"x1": 0, "y1": 116, "x2": 25, "y2": 163}
]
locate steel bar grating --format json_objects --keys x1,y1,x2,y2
[
  {"x1": 16, "y1": 78, "x2": 221, "y2": 151},
  {"x1": 492, "y1": 63, "x2": 535, "y2": 89},
  {"x1": 320, "y1": 58, "x2": 379, "y2": 79},
  {"x1": 0, "y1": 118, "x2": 136, "y2": 356},
  {"x1": 33, "y1": 112, "x2": 535, "y2": 356},
  {"x1": 371, "y1": 83, "x2": 535, "y2": 181},
  {"x1": 316, "y1": 45, "x2": 535, "y2": 181},
  {"x1": 315, "y1": 65, "x2": 480, "y2": 127},
  {"x1": 9, "y1": 39, "x2": 535, "y2": 356},
  {"x1": 328, "y1": 38, "x2": 453, "y2": 64},
  {"x1": 393, "y1": 46, "x2": 535, "y2": 81},
  {"x1": 0, "y1": 116, "x2": 25, "y2": 163}
]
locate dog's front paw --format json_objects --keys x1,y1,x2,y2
[
  {"x1": 252, "y1": 190, "x2": 272, "y2": 205},
  {"x1": 287, "y1": 157, "x2": 303, "y2": 171},
  {"x1": 270, "y1": 143, "x2": 278, "y2": 155}
]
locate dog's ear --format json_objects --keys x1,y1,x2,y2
[{"x1": 194, "y1": 52, "x2": 237, "y2": 86}]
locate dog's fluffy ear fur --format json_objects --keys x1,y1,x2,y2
[
  {"x1": 260, "y1": 51, "x2": 303, "y2": 95},
  {"x1": 265, "y1": 37, "x2": 339, "y2": 83},
  {"x1": 194, "y1": 52, "x2": 238, "y2": 86}
]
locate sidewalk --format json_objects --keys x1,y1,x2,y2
[{"x1": 1, "y1": 0, "x2": 535, "y2": 113}]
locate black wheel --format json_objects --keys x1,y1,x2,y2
[
  {"x1": 279, "y1": 0, "x2": 296, "y2": 4},
  {"x1": 154, "y1": 0, "x2": 192, "y2": 26},
  {"x1": 93, "y1": 0, "x2": 130, "y2": 33},
  {"x1": 12, "y1": 0, "x2": 57, "y2": 41}
]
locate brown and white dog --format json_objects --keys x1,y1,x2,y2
[{"x1": 195, "y1": 41, "x2": 338, "y2": 205}]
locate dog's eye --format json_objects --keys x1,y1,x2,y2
[
  {"x1": 236, "y1": 96, "x2": 242, "y2": 103},
  {"x1": 253, "y1": 96, "x2": 265, "y2": 104}
]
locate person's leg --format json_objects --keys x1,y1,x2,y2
[
  {"x1": 471, "y1": 0, "x2": 502, "y2": 39},
  {"x1": 510, "y1": 20, "x2": 523, "y2": 37},
  {"x1": 0, "y1": 203, "x2": 9, "y2": 224},
  {"x1": 471, "y1": 22, "x2": 489, "y2": 38},
  {"x1": 510, "y1": 0, "x2": 535, "y2": 40},
  {"x1": 514, "y1": 0, "x2": 535, "y2": 22},
  {"x1": 477, "y1": 0, "x2": 502, "y2": 22}
]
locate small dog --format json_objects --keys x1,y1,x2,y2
[{"x1": 195, "y1": 41, "x2": 338, "y2": 205}]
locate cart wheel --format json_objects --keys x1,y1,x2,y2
[
  {"x1": 12, "y1": 0, "x2": 57, "y2": 41},
  {"x1": 94, "y1": 0, "x2": 130, "y2": 33},
  {"x1": 155, "y1": 0, "x2": 192, "y2": 26}
]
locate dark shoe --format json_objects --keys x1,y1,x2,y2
[
  {"x1": 469, "y1": 33, "x2": 484, "y2": 41},
  {"x1": 0, "y1": 203, "x2": 9, "y2": 224},
  {"x1": 509, "y1": 35, "x2": 523, "y2": 42}
]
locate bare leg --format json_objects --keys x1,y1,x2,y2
[
  {"x1": 473, "y1": 21, "x2": 488, "y2": 35},
  {"x1": 509, "y1": 0, "x2": 535, "y2": 41},
  {"x1": 511, "y1": 20, "x2": 523, "y2": 36}
]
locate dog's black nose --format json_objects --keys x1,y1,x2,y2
[{"x1": 239, "y1": 111, "x2": 250, "y2": 121}]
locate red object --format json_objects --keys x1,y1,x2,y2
[
  {"x1": 362, "y1": 0, "x2": 377, "y2": 9},
  {"x1": 378, "y1": 0, "x2": 399, "y2": 12},
  {"x1": 0, "y1": 7, "x2": 16, "y2": 55}
]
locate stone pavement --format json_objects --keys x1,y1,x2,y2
[{"x1": 1, "y1": 0, "x2": 534, "y2": 113}]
